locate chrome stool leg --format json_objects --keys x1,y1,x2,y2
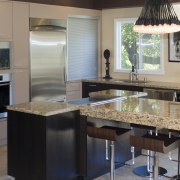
[
  {"x1": 130, "y1": 126, "x2": 135, "y2": 165},
  {"x1": 131, "y1": 146, "x2": 135, "y2": 165},
  {"x1": 110, "y1": 141, "x2": 115, "y2": 180},
  {"x1": 106, "y1": 140, "x2": 109, "y2": 160},
  {"x1": 133, "y1": 130, "x2": 152, "y2": 177},
  {"x1": 153, "y1": 152, "x2": 159, "y2": 180}
]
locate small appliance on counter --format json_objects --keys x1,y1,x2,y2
[{"x1": 103, "y1": 49, "x2": 112, "y2": 79}]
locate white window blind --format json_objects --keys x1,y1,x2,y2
[{"x1": 67, "y1": 17, "x2": 98, "y2": 80}]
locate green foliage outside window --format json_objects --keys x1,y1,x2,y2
[{"x1": 121, "y1": 22, "x2": 161, "y2": 71}]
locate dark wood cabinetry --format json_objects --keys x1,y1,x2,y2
[
  {"x1": 8, "y1": 108, "x2": 145, "y2": 180},
  {"x1": 82, "y1": 81, "x2": 143, "y2": 97},
  {"x1": 8, "y1": 110, "x2": 83, "y2": 180}
]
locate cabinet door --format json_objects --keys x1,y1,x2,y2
[
  {"x1": 12, "y1": 2, "x2": 29, "y2": 68},
  {"x1": 0, "y1": 119, "x2": 7, "y2": 145},
  {"x1": 66, "y1": 82, "x2": 82, "y2": 100},
  {"x1": 0, "y1": 1, "x2": 12, "y2": 39},
  {"x1": 82, "y1": 82, "x2": 110, "y2": 97},
  {"x1": 13, "y1": 69, "x2": 29, "y2": 104}
]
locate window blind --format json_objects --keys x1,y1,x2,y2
[{"x1": 67, "y1": 17, "x2": 98, "y2": 80}]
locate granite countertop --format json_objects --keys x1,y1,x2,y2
[
  {"x1": 82, "y1": 78, "x2": 180, "y2": 91},
  {"x1": 7, "y1": 101, "x2": 79, "y2": 116},
  {"x1": 80, "y1": 98, "x2": 180, "y2": 131},
  {"x1": 7, "y1": 89, "x2": 180, "y2": 131},
  {"x1": 7, "y1": 90, "x2": 146, "y2": 116},
  {"x1": 89, "y1": 89, "x2": 147, "y2": 99}
]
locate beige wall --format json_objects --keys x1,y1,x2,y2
[{"x1": 101, "y1": 5, "x2": 180, "y2": 83}]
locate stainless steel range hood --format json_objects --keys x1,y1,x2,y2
[{"x1": 30, "y1": 18, "x2": 67, "y2": 31}]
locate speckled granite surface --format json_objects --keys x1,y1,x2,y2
[
  {"x1": 83, "y1": 78, "x2": 180, "y2": 91},
  {"x1": 7, "y1": 101, "x2": 79, "y2": 116},
  {"x1": 89, "y1": 89, "x2": 147, "y2": 98},
  {"x1": 7, "y1": 90, "x2": 180, "y2": 131},
  {"x1": 80, "y1": 98, "x2": 180, "y2": 131},
  {"x1": 7, "y1": 90, "x2": 145, "y2": 116}
]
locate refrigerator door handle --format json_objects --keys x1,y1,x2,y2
[{"x1": 64, "y1": 66, "x2": 67, "y2": 82}]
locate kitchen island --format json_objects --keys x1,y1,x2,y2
[{"x1": 7, "y1": 90, "x2": 180, "y2": 180}]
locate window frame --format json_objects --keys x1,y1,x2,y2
[{"x1": 114, "y1": 18, "x2": 164, "y2": 75}]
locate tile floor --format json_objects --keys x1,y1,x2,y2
[{"x1": 0, "y1": 145, "x2": 178, "y2": 180}]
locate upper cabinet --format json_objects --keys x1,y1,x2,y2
[
  {"x1": 0, "y1": 1, "x2": 12, "y2": 40},
  {"x1": 12, "y1": 68, "x2": 30, "y2": 104},
  {"x1": 12, "y1": 2, "x2": 29, "y2": 68},
  {"x1": 11, "y1": 2, "x2": 30, "y2": 104}
]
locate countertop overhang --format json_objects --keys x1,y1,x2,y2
[
  {"x1": 7, "y1": 90, "x2": 146, "y2": 116},
  {"x1": 80, "y1": 97, "x2": 180, "y2": 131}
]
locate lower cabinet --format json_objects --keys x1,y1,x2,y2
[
  {"x1": 8, "y1": 110, "x2": 83, "y2": 180},
  {"x1": 66, "y1": 81, "x2": 82, "y2": 101},
  {"x1": 82, "y1": 82, "x2": 144, "y2": 98},
  {"x1": 0, "y1": 118, "x2": 7, "y2": 146}
]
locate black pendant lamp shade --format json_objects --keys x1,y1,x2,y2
[{"x1": 133, "y1": 0, "x2": 180, "y2": 34}]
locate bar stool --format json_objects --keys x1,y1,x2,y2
[
  {"x1": 132, "y1": 90, "x2": 177, "y2": 177},
  {"x1": 87, "y1": 125, "x2": 132, "y2": 180},
  {"x1": 130, "y1": 132, "x2": 179, "y2": 180},
  {"x1": 130, "y1": 124, "x2": 167, "y2": 177}
]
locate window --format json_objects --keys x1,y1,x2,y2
[{"x1": 114, "y1": 18, "x2": 164, "y2": 74}]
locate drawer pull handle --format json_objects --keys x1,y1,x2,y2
[{"x1": 89, "y1": 85, "x2": 97, "y2": 87}]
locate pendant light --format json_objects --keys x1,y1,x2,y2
[{"x1": 133, "y1": 0, "x2": 180, "y2": 34}]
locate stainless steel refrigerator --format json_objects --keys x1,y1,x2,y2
[{"x1": 30, "y1": 18, "x2": 67, "y2": 102}]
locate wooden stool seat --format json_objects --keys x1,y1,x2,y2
[
  {"x1": 87, "y1": 125, "x2": 131, "y2": 141},
  {"x1": 130, "y1": 133, "x2": 179, "y2": 154}
]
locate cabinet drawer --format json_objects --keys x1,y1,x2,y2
[
  {"x1": 66, "y1": 82, "x2": 82, "y2": 92},
  {"x1": 66, "y1": 91, "x2": 82, "y2": 101}
]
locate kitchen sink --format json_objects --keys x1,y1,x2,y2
[{"x1": 114, "y1": 79, "x2": 149, "y2": 84}]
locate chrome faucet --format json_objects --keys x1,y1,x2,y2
[
  {"x1": 129, "y1": 54, "x2": 139, "y2": 81},
  {"x1": 129, "y1": 67, "x2": 139, "y2": 81}
]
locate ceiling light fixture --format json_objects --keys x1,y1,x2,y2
[{"x1": 133, "y1": 0, "x2": 180, "y2": 34}]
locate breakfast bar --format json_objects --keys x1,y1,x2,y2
[{"x1": 7, "y1": 90, "x2": 180, "y2": 180}]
